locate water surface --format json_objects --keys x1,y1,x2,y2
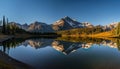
[{"x1": 0, "y1": 38, "x2": 120, "y2": 69}]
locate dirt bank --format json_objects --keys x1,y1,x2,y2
[{"x1": 0, "y1": 50, "x2": 34, "y2": 69}]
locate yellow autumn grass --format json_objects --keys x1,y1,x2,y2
[
  {"x1": 61, "y1": 31, "x2": 118, "y2": 39},
  {"x1": 88, "y1": 31, "x2": 113, "y2": 38}
]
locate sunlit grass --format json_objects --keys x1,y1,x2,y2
[
  {"x1": 88, "y1": 31, "x2": 113, "y2": 38},
  {"x1": 61, "y1": 31, "x2": 118, "y2": 38}
]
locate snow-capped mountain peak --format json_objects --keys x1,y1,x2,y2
[
  {"x1": 63, "y1": 16, "x2": 81, "y2": 28},
  {"x1": 52, "y1": 16, "x2": 94, "y2": 31}
]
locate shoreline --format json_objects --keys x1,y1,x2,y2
[
  {"x1": 0, "y1": 35, "x2": 14, "y2": 43},
  {"x1": 0, "y1": 33, "x2": 60, "y2": 42},
  {"x1": 0, "y1": 34, "x2": 35, "y2": 69},
  {"x1": 0, "y1": 50, "x2": 34, "y2": 69},
  {"x1": 60, "y1": 31, "x2": 120, "y2": 38}
]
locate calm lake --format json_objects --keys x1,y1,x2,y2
[{"x1": 0, "y1": 37, "x2": 120, "y2": 69}]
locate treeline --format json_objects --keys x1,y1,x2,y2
[
  {"x1": 112, "y1": 22, "x2": 120, "y2": 36},
  {"x1": 28, "y1": 32, "x2": 58, "y2": 35},
  {"x1": 0, "y1": 16, "x2": 26, "y2": 35},
  {"x1": 57, "y1": 25, "x2": 104, "y2": 35}
]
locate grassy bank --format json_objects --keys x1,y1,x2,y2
[
  {"x1": 87, "y1": 31, "x2": 119, "y2": 38},
  {"x1": 61, "y1": 31, "x2": 119, "y2": 39}
]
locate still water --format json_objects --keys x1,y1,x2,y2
[{"x1": 1, "y1": 37, "x2": 120, "y2": 69}]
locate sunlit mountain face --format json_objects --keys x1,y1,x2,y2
[{"x1": 52, "y1": 16, "x2": 94, "y2": 31}]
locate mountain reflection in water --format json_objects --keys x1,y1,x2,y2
[
  {"x1": 0, "y1": 37, "x2": 120, "y2": 55},
  {"x1": 1, "y1": 37, "x2": 120, "y2": 69}
]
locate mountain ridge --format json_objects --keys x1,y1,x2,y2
[{"x1": 8, "y1": 16, "x2": 118, "y2": 33}]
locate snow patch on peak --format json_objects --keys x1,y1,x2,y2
[{"x1": 53, "y1": 20, "x2": 64, "y2": 25}]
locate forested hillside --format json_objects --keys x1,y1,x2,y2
[{"x1": 57, "y1": 25, "x2": 104, "y2": 35}]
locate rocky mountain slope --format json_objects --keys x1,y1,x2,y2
[
  {"x1": 52, "y1": 16, "x2": 93, "y2": 31},
  {"x1": 8, "y1": 16, "x2": 118, "y2": 32}
]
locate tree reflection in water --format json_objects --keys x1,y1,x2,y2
[{"x1": 0, "y1": 37, "x2": 120, "y2": 55}]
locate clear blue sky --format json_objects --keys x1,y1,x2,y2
[{"x1": 0, "y1": 0, "x2": 120, "y2": 25}]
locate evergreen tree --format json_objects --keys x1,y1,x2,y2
[
  {"x1": 0, "y1": 20, "x2": 2, "y2": 33},
  {"x1": 6, "y1": 18, "x2": 9, "y2": 34},
  {"x1": 2, "y1": 16, "x2": 6, "y2": 34},
  {"x1": 116, "y1": 22, "x2": 120, "y2": 35}
]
